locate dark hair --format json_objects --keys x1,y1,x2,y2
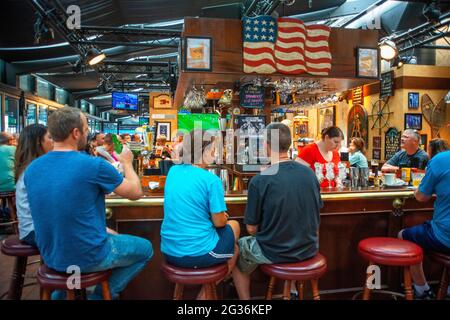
[
  {"x1": 14, "y1": 124, "x2": 48, "y2": 181},
  {"x1": 48, "y1": 106, "x2": 84, "y2": 142},
  {"x1": 179, "y1": 129, "x2": 215, "y2": 164},
  {"x1": 429, "y1": 138, "x2": 449, "y2": 159},
  {"x1": 266, "y1": 123, "x2": 292, "y2": 153},
  {"x1": 321, "y1": 126, "x2": 344, "y2": 140},
  {"x1": 104, "y1": 133, "x2": 113, "y2": 146},
  {"x1": 350, "y1": 137, "x2": 365, "y2": 154}
]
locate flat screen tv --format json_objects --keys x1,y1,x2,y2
[{"x1": 112, "y1": 92, "x2": 138, "y2": 111}]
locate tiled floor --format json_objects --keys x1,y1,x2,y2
[{"x1": 0, "y1": 233, "x2": 40, "y2": 300}]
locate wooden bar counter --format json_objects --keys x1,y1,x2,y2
[{"x1": 106, "y1": 187, "x2": 437, "y2": 299}]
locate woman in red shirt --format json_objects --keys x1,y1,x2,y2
[{"x1": 297, "y1": 126, "x2": 344, "y2": 188}]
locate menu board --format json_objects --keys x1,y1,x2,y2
[
  {"x1": 380, "y1": 71, "x2": 394, "y2": 99},
  {"x1": 240, "y1": 84, "x2": 264, "y2": 109},
  {"x1": 384, "y1": 127, "x2": 401, "y2": 160}
]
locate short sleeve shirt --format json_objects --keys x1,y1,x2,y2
[
  {"x1": 387, "y1": 149, "x2": 428, "y2": 170},
  {"x1": 25, "y1": 151, "x2": 123, "y2": 271},
  {"x1": 161, "y1": 164, "x2": 227, "y2": 257},
  {"x1": 245, "y1": 161, "x2": 323, "y2": 263},
  {"x1": 418, "y1": 151, "x2": 450, "y2": 247}
]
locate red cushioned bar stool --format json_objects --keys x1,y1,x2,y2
[
  {"x1": 1, "y1": 235, "x2": 40, "y2": 299},
  {"x1": 161, "y1": 261, "x2": 228, "y2": 300},
  {"x1": 358, "y1": 237, "x2": 423, "y2": 300},
  {"x1": 37, "y1": 264, "x2": 112, "y2": 300},
  {"x1": 428, "y1": 251, "x2": 450, "y2": 300},
  {"x1": 260, "y1": 253, "x2": 327, "y2": 300}
]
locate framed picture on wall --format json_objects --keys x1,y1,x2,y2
[
  {"x1": 156, "y1": 122, "x2": 171, "y2": 142},
  {"x1": 408, "y1": 92, "x2": 420, "y2": 109},
  {"x1": 420, "y1": 134, "x2": 428, "y2": 152},
  {"x1": 373, "y1": 136, "x2": 381, "y2": 149},
  {"x1": 356, "y1": 47, "x2": 379, "y2": 79},
  {"x1": 318, "y1": 105, "x2": 335, "y2": 133},
  {"x1": 372, "y1": 149, "x2": 381, "y2": 160},
  {"x1": 404, "y1": 113, "x2": 422, "y2": 130},
  {"x1": 153, "y1": 94, "x2": 172, "y2": 109},
  {"x1": 183, "y1": 37, "x2": 212, "y2": 71}
]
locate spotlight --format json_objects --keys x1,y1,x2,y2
[
  {"x1": 86, "y1": 48, "x2": 106, "y2": 66},
  {"x1": 423, "y1": 2, "x2": 441, "y2": 24},
  {"x1": 379, "y1": 39, "x2": 397, "y2": 61}
]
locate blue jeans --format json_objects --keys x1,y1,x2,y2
[{"x1": 52, "y1": 234, "x2": 153, "y2": 300}]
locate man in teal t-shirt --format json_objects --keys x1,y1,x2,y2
[{"x1": 0, "y1": 132, "x2": 16, "y2": 192}]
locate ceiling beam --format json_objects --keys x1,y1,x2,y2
[{"x1": 80, "y1": 26, "x2": 182, "y2": 37}]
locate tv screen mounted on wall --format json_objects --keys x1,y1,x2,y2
[{"x1": 112, "y1": 92, "x2": 138, "y2": 111}]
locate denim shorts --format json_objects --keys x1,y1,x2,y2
[
  {"x1": 163, "y1": 224, "x2": 235, "y2": 269},
  {"x1": 237, "y1": 236, "x2": 272, "y2": 274},
  {"x1": 402, "y1": 221, "x2": 450, "y2": 254}
]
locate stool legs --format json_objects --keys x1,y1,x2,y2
[
  {"x1": 7, "y1": 256, "x2": 28, "y2": 300},
  {"x1": 362, "y1": 263, "x2": 373, "y2": 300},
  {"x1": 403, "y1": 266, "x2": 413, "y2": 300},
  {"x1": 41, "y1": 288, "x2": 51, "y2": 300},
  {"x1": 173, "y1": 283, "x2": 184, "y2": 300},
  {"x1": 265, "y1": 276, "x2": 276, "y2": 300},
  {"x1": 311, "y1": 279, "x2": 320, "y2": 300},
  {"x1": 282, "y1": 280, "x2": 291, "y2": 300},
  {"x1": 101, "y1": 280, "x2": 112, "y2": 300},
  {"x1": 436, "y1": 267, "x2": 449, "y2": 300},
  {"x1": 296, "y1": 281, "x2": 304, "y2": 300}
]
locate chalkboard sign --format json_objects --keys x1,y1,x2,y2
[
  {"x1": 240, "y1": 84, "x2": 264, "y2": 109},
  {"x1": 380, "y1": 71, "x2": 394, "y2": 99},
  {"x1": 384, "y1": 127, "x2": 401, "y2": 160}
]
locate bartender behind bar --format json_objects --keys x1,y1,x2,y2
[{"x1": 382, "y1": 129, "x2": 429, "y2": 172}]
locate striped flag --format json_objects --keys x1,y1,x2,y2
[
  {"x1": 242, "y1": 16, "x2": 278, "y2": 74},
  {"x1": 242, "y1": 16, "x2": 332, "y2": 75}
]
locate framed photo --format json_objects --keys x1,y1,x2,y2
[
  {"x1": 408, "y1": 92, "x2": 420, "y2": 109},
  {"x1": 373, "y1": 136, "x2": 381, "y2": 149},
  {"x1": 183, "y1": 36, "x2": 212, "y2": 71},
  {"x1": 420, "y1": 134, "x2": 428, "y2": 152},
  {"x1": 318, "y1": 105, "x2": 336, "y2": 133},
  {"x1": 372, "y1": 149, "x2": 381, "y2": 160},
  {"x1": 404, "y1": 113, "x2": 422, "y2": 130},
  {"x1": 153, "y1": 93, "x2": 172, "y2": 109},
  {"x1": 156, "y1": 122, "x2": 171, "y2": 142},
  {"x1": 356, "y1": 47, "x2": 379, "y2": 78}
]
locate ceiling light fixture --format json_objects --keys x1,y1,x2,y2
[
  {"x1": 379, "y1": 39, "x2": 397, "y2": 61},
  {"x1": 86, "y1": 48, "x2": 106, "y2": 66}
]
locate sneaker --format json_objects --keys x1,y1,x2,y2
[
  {"x1": 414, "y1": 288, "x2": 436, "y2": 300},
  {"x1": 290, "y1": 292, "x2": 299, "y2": 300}
]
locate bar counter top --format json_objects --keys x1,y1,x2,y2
[
  {"x1": 104, "y1": 185, "x2": 435, "y2": 299},
  {"x1": 105, "y1": 186, "x2": 420, "y2": 207}
]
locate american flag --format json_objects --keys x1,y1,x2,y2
[{"x1": 243, "y1": 16, "x2": 332, "y2": 75}]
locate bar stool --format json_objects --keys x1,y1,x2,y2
[
  {"x1": 0, "y1": 191, "x2": 18, "y2": 234},
  {"x1": 260, "y1": 253, "x2": 327, "y2": 300},
  {"x1": 428, "y1": 251, "x2": 450, "y2": 300},
  {"x1": 161, "y1": 261, "x2": 228, "y2": 300},
  {"x1": 1, "y1": 235, "x2": 40, "y2": 299},
  {"x1": 358, "y1": 237, "x2": 423, "y2": 300},
  {"x1": 37, "y1": 264, "x2": 112, "y2": 300}
]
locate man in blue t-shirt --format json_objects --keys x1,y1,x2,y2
[
  {"x1": 382, "y1": 129, "x2": 428, "y2": 171},
  {"x1": 25, "y1": 107, "x2": 153, "y2": 299},
  {"x1": 399, "y1": 150, "x2": 450, "y2": 299}
]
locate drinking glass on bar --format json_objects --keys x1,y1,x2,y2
[
  {"x1": 325, "y1": 162, "x2": 335, "y2": 189},
  {"x1": 314, "y1": 162, "x2": 324, "y2": 185}
]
